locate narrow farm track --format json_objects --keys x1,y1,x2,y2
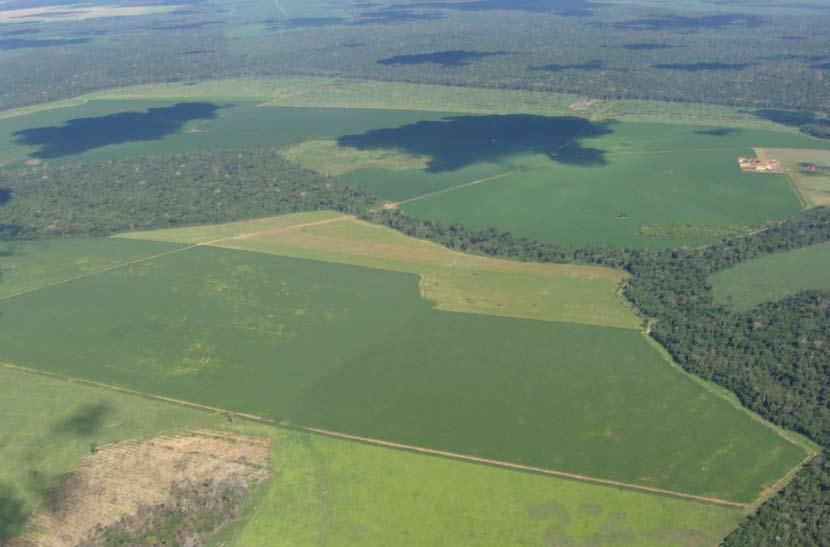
[
  {"x1": 388, "y1": 171, "x2": 517, "y2": 208},
  {"x1": 0, "y1": 362, "x2": 751, "y2": 510},
  {"x1": 0, "y1": 215, "x2": 352, "y2": 303}
]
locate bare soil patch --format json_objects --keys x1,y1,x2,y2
[{"x1": 12, "y1": 430, "x2": 270, "y2": 546}]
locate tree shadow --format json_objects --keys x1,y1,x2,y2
[
  {"x1": 338, "y1": 114, "x2": 611, "y2": 172},
  {"x1": 50, "y1": 403, "x2": 112, "y2": 436},
  {"x1": 0, "y1": 483, "x2": 26, "y2": 543},
  {"x1": 378, "y1": 50, "x2": 510, "y2": 67},
  {"x1": 13, "y1": 102, "x2": 222, "y2": 159}
]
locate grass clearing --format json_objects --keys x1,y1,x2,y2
[
  {"x1": 0, "y1": 76, "x2": 812, "y2": 132},
  {"x1": 0, "y1": 365, "x2": 746, "y2": 546},
  {"x1": 0, "y1": 236, "x2": 807, "y2": 502},
  {"x1": 280, "y1": 138, "x2": 428, "y2": 176},
  {"x1": 756, "y1": 147, "x2": 830, "y2": 207},
  {"x1": 119, "y1": 212, "x2": 639, "y2": 329},
  {"x1": 710, "y1": 241, "x2": 830, "y2": 311},
  {"x1": 228, "y1": 429, "x2": 744, "y2": 547}
]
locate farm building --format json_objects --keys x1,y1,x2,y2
[{"x1": 738, "y1": 157, "x2": 784, "y2": 173}]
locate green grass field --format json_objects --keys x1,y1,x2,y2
[
  {"x1": 120, "y1": 212, "x2": 639, "y2": 329},
  {"x1": 757, "y1": 147, "x2": 830, "y2": 207},
  {"x1": 0, "y1": 366, "x2": 229, "y2": 540},
  {"x1": 0, "y1": 234, "x2": 806, "y2": 503},
  {"x1": 226, "y1": 429, "x2": 744, "y2": 547},
  {"x1": 0, "y1": 365, "x2": 746, "y2": 547},
  {"x1": 710, "y1": 241, "x2": 830, "y2": 311}
]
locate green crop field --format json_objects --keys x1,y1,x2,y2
[
  {"x1": 227, "y1": 429, "x2": 744, "y2": 547},
  {"x1": 0, "y1": 237, "x2": 182, "y2": 299},
  {"x1": 0, "y1": 231, "x2": 807, "y2": 503},
  {"x1": 2, "y1": 96, "x2": 829, "y2": 248},
  {"x1": 120, "y1": 212, "x2": 639, "y2": 329},
  {"x1": 0, "y1": 366, "x2": 745, "y2": 546},
  {"x1": 710, "y1": 241, "x2": 830, "y2": 311}
]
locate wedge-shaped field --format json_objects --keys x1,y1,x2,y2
[
  {"x1": 710, "y1": 241, "x2": 830, "y2": 311},
  {"x1": 0, "y1": 222, "x2": 806, "y2": 504},
  {"x1": 231, "y1": 429, "x2": 744, "y2": 547},
  {"x1": 120, "y1": 211, "x2": 638, "y2": 329},
  {"x1": 0, "y1": 366, "x2": 743, "y2": 546}
]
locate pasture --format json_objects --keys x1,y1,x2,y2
[
  {"x1": 0, "y1": 365, "x2": 228, "y2": 538},
  {"x1": 120, "y1": 211, "x2": 639, "y2": 329},
  {"x1": 710, "y1": 241, "x2": 830, "y2": 311},
  {"x1": 757, "y1": 147, "x2": 830, "y2": 207},
  {"x1": 0, "y1": 365, "x2": 745, "y2": 546},
  {"x1": 0, "y1": 224, "x2": 807, "y2": 503},
  {"x1": 229, "y1": 429, "x2": 744, "y2": 546}
]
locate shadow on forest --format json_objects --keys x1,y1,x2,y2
[
  {"x1": 50, "y1": 403, "x2": 112, "y2": 436},
  {"x1": 0, "y1": 37, "x2": 90, "y2": 50},
  {"x1": 338, "y1": 114, "x2": 611, "y2": 172},
  {"x1": 615, "y1": 43, "x2": 679, "y2": 51},
  {"x1": 378, "y1": 50, "x2": 510, "y2": 67},
  {"x1": 14, "y1": 102, "x2": 221, "y2": 159},
  {"x1": 0, "y1": 189, "x2": 10, "y2": 206},
  {"x1": 396, "y1": 0, "x2": 605, "y2": 15},
  {"x1": 813, "y1": 62, "x2": 830, "y2": 70},
  {"x1": 751, "y1": 109, "x2": 817, "y2": 127},
  {"x1": 531, "y1": 60, "x2": 607, "y2": 72},
  {"x1": 654, "y1": 62, "x2": 752, "y2": 71},
  {"x1": 0, "y1": 483, "x2": 26, "y2": 543},
  {"x1": 694, "y1": 128, "x2": 739, "y2": 137},
  {"x1": 612, "y1": 13, "x2": 764, "y2": 31}
]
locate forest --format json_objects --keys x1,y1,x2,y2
[
  {"x1": 0, "y1": 149, "x2": 375, "y2": 239},
  {"x1": 1, "y1": 1, "x2": 830, "y2": 121}
]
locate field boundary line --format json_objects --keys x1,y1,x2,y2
[
  {"x1": 390, "y1": 170, "x2": 517, "y2": 208},
  {"x1": 0, "y1": 215, "x2": 352, "y2": 303},
  {"x1": 0, "y1": 243, "x2": 202, "y2": 303},
  {"x1": 296, "y1": 426, "x2": 748, "y2": 509},
  {"x1": 0, "y1": 361, "x2": 749, "y2": 509},
  {"x1": 755, "y1": 147, "x2": 810, "y2": 209}
]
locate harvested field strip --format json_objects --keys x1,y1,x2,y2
[
  {"x1": 119, "y1": 212, "x2": 639, "y2": 329},
  {"x1": 0, "y1": 362, "x2": 750, "y2": 508}
]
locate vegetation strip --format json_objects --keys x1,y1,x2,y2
[{"x1": 0, "y1": 362, "x2": 750, "y2": 509}]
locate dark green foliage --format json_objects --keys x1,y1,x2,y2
[{"x1": 0, "y1": 149, "x2": 375, "y2": 239}]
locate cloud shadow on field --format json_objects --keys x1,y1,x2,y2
[
  {"x1": 14, "y1": 102, "x2": 221, "y2": 159},
  {"x1": 694, "y1": 128, "x2": 739, "y2": 137},
  {"x1": 0, "y1": 483, "x2": 26, "y2": 543},
  {"x1": 0, "y1": 37, "x2": 91, "y2": 50},
  {"x1": 531, "y1": 59, "x2": 608, "y2": 72},
  {"x1": 611, "y1": 13, "x2": 765, "y2": 31},
  {"x1": 338, "y1": 114, "x2": 612, "y2": 172},
  {"x1": 378, "y1": 50, "x2": 510, "y2": 67},
  {"x1": 653, "y1": 62, "x2": 753, "y2": 71},
  {"x1": 51, "y1": 403, "x2": 112, "y2": 436},
  {"x1": 751, "y1": 109, "x2": 816, "y2": 127}
]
